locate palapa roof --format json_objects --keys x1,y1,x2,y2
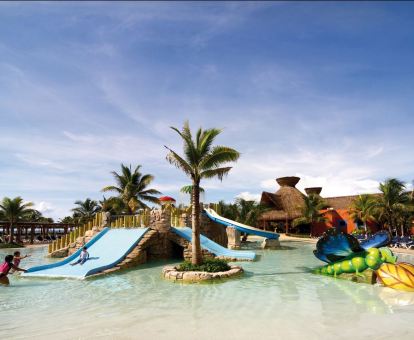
[
  {"x1": 325, "y1": 195, "x2": 358, "y2": 210},
  {"x1": 257, "y1": 175, "x2": 388, "y2": 223},
  {"x1": 259, "y1": 176, "x2": 305, "y2": 221},
  {"x1": 325, "y1": 193, "x2": 381, "y2": 210}
]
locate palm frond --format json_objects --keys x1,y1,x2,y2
[
  {"x1": 200, "y1": 146, "x2": 240, "y2": 170},
  {"x1": 200, "y1": 167, "x2": 233, "y2": 181},
  {"x1": 165, "y1": 146, "x2": 193, "y2": 176}
]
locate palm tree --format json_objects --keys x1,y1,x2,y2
[
  {"x1": 180, "y1": 185, "x2": 205, "y2": 205},
  {"x1": 349, "y1": 194, "x2": 377, "y2": 234},
  {"x1": 102, "y1": 164, "x2": 161, "y2": 214},
  {"x1": 217, "y1": 200, "x2": 239, "y2": 221},
  {"x1": 293, "y1": 194, "x2": 328, "y2": 234},
  {"x1": 236, "y1": 199, "x2": 269, "y2": 227},
  {"x1": 72, "y1": 198, "x2": 100, "y2": 223},
  {"x1": 375, "y1": 178, "x2": 410, "y2": 235},
  {"x1": 0, "y1": 197, "x2": 34, "y2": 243},
  {"x1": 98, "y1": 196, "x2": 114, "y2": 213},
  {"x1": 165, "y1": 121, "x2": 240, "y2": 265}
]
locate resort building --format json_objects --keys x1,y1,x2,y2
[{"x1": 258, "y1": 176, "x2": 377, "y2": 236}]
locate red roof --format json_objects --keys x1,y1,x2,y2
[{"x1": 159, "y1": 196, "x2": 176, "y2": 202}]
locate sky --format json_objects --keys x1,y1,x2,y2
[{"x1": 0, "y1": 2, "x2": 414, "y2": 220}]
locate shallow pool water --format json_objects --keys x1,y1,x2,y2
[{"x1": 1, "y1": 241, "x2": 414, "y2": 340}]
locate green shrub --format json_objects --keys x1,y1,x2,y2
[
  {"x1": 0, "y1": 242, "x2": 23, "y2": 249},
  {"x1": 177, "y1": 258, "x2": 231, "y2": 273}
]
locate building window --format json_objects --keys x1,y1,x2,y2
[{"x1": 338, "y1": 220, "x2": 347, "y2": 228}]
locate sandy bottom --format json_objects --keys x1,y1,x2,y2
[{"x1": 1, "y1": 241, "x2": 414, "y2": 340}]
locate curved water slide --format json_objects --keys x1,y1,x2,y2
[
  {"x1": 204, "y1": 208, "x2": 280, "y2": 240},
  {"x1": 22, "y1": 228, "x2": 149, "y2": 279},
  {"x1": 171, "y1": 227, "x2": 256, "y2": 261}
]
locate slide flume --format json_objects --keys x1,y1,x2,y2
[
  {"x1": 172, "y1": 227, "x2": 256, "y2": 261},
  {"x1": 23, "y1": 228, "x2": 149, "y2": 279},
  {"x1": 204, "y1": 208, "x2": 279, "y2": 240}
]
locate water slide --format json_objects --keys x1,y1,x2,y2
[
  {"x1": 204, "y1": 208, "x2": 280, "y2": 240},
  {"x1": 172, "y1": 227, "x2": 256, "y2": 261},
  {"x1": 23, "y1": 228, "x2": 149, "y2": 279}
]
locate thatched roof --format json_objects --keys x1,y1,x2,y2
[
  {"x1": 325, "y1": 193, "x2": 381, "y2": 210},
  {"x1": 305, "y1": 187, "x2": 322, "y2": 195},
  {"x1": 325, "y1": 195, "x2": 358, "y2": 210},
  {"x1": 259, "y1": 176, "x2": 305, "y2": 221}
]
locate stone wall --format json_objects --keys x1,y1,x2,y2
[{"x1": 200, "y1": 213, "x2": 228, "y2": 247}]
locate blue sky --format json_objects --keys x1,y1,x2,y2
[{"x1": 0, "y1": 2, "x2": 413, "y2": 219}]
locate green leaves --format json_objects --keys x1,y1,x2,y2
[
  {"x1": 293, "y1": 193, "x2": 328, "y2": 227},
  {"x1": 166, "y1": 121, "x2": 240, "y2": 183},
  {"x1": 101, "y1": 163, "x2": 161, "y2": 214},
  {"x1": 0, "y1": 196, "x2": 35, "y2": 224},
  {"x1": 72, "y1": 198, "x2": 100, "y2": 222}
]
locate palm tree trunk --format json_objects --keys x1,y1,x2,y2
[
  {"x1": 17, "y1": 225, "x2": 22, "y2": 243},
  {"x1": 191, "y1": 181, "x2": 202, "y2": 265},
  {"x1": 8, "y1": 224, "x2": 14, "y2": 244}
]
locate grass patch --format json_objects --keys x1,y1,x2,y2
[
  {"x1": 0, "y1": 242, "x2": 24, "y2": 249},
  {"x1": 177, "y1": 258, "x2": 231, "y2": 273}
]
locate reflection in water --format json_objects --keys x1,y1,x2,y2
[
  {"x1": 379, "y1": 288, "x2": 414, "y2": 307},
  {"x1": 1, "y1": 242, "x2": 414, "y2": 340}
]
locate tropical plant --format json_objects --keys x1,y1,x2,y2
[
  {"x1": 177, "y1": 257, "x2": 230, "y2": 273},
  {"x1": 71, "y1": 198, "x2": 100, "y2": 223},
  {"x1": 98, "y1": 196, "x2": 115, "y2": 213},
  {"x1": 102, "y1": 164, "x2": 161, "y2": 214},
  {"x1": 0, "y1": 197, "x2": 34, "y2": 243},
  {"x1": 165, "y1": 121, "x2": 240, "y2": 265},
  {"x1": 180, "y1": 185, "x2": 205, "y2": 205},
  {"x1": 235, "y1": 198, "x2": 268, "y2": 226},
  {"x1": 375, "y1": 178, "x2": 411, "y2": 235},
  {"x1": 22, "y1": 209, "x2": 54, "y2": 223},
  {"x1": 59, "y1": 216, "x2": 76, "y2": 224},
  {"x1": 292, "y1": 194, "x2": 329, "y2": 230},
  {"x1": 217, "y1": 200, "x2": 239, "y2": 221},
  {"x1": 349, "y1": 194, "x2": 377, "y2": 233}
]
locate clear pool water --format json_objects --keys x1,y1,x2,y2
[{"x1": 1, "y1": 241, "x2": 414, "y2": 340}]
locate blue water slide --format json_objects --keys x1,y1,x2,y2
[
  {"x1": 172, "y1": 227, "x2": 256, "y2": 261},
  {"x1": 22, "y1": 228, "x2": 149, "y2": 279},
  {"x1": 204, "y1": 208, "x2": 279, "y2": 240}
]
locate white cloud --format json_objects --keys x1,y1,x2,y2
[
  {"x1": 235, "y1": 191, "x2": 261, "y2": 202},
  {"x1": 34, "y1": 201, "x2": 54, "y2": 214}
]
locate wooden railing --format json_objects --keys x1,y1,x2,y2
[
  {"x1": 48, "y1": 213, "x2": 105, "y2": 253},
  {"x1": 48, "y1": 206, "x2": 194, "y2": 254}
]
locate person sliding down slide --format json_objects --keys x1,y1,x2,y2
[
  {"x1": 70, "y1": 246, "x2": 89, "y2": 266},
  {"x1": 0, "y1": 255, "x2": 27, "y2": 286}
]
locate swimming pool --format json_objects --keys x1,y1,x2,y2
[{"x1": 1, "y1": 241, "x2": 413, "y2": 340}]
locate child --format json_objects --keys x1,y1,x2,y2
[
  {"x1": 0, "y1": 255, "x2": 27, "y2": 286},
  {"x1": 70, "y1": 246, "x2": 89, "y2": 266},
  {"x1": 10, "y1": 251, "x2": 31, "y2": 273}
]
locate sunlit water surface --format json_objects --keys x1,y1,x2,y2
[{"x1": 1, "y1": 241, "x2": 414, "y2": 340}]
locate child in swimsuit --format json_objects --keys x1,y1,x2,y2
[
  {"x1": 70, "y1": 246, "x2": 89, "y2": 266},
  {"x1": 10, "y1": 251, "x2": 31, "y2": 273},
  {"x1": 0, "y1": 255, "x2": 27, "y2": 286}
]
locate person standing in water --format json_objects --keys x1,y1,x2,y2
[
  {"x1": 70, "y1": 246, "x2": 89, "y2": 266},
  {"x1": 10, "y1": 251, "x2": 31, "y2": 273},
  {"x1": 0, "y1": 255, "x2": 27, "y2": 286}
]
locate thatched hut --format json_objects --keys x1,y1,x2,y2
[{"x1": 258, "y1": 176, "x2": 306, "y2": 232}]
